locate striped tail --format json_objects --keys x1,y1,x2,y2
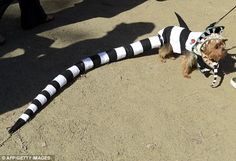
[
  {"x1": 8, "y1": 35, "x2": 163, "y2": 134},
  {"x1": 211, "y1": 62, "x2": 219, "y2": 87}
]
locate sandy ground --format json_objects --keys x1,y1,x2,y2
[{"x1": 1, "y1": 0, "x2": 236, "y2": 160}]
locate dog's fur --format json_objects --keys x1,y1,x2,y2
[{"x1": 159, "y1": 39, "x2": 228, "y2": 78}]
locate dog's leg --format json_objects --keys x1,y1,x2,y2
[
  {"x1": 182, "y1": 51, "x2": 197, "y2": 78},
  {"x1": 159, "y1": 43, "x2": 173, "y2": 63}
]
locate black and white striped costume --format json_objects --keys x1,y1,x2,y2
[
  {"x1": 192, "y1": 26, "x2": 225, "y2": 86},
  {"x1": 8, "y1": 25, "x2": 225, "y2": 134},
  {"x1": 158, "y1": 25, "x2": 224, "y2": 86}
]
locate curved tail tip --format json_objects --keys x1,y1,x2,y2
[
  {"x1": 8, "y1": 119, "x2": 26, "y2": 134},
  {"x1": 8, "y1": 127, "x2": 15, "y2": 134}
]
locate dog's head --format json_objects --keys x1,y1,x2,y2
[{"x1": 203, "y1": 39, "x2": 228, "y2": 62}]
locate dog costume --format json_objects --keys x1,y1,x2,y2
[
  {"x1": 8, "y1": 24, "x2": 225, "y2": 134},
  {"x1": 158, "y1": 25, "x2": 225, "y2": 85}
]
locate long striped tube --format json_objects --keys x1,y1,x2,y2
[
  {"x1": 211, "y1": 62, "x2": 219, "y2": 87},
  {"x1": 8, "y1": 35, "x2": 162, "y2": 134}
]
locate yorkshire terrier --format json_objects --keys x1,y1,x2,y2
[{"x1": 159, "y1": 39, "x2": 228, "y2": 78}]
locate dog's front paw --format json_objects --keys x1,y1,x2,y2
[
  {"x1": 160, "y1": 59, "x2": 166, "y2": 63},
  {"x1": 184, "y1": 75, "x2": 191, "y2": 79}
]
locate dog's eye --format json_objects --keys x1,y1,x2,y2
[{"x1": 215, "y1": 45, "x2": 219, "y2": 49}]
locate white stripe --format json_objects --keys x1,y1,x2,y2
[
  {"x1": 53, "y1": 75, "x2": 67, "y2": 87},
  {"x1": 149, "y1": 36, "x2": 161, "y2": 49},
  {"x1": 82, "y1": 57, "x2": 94, "y2": 71},
  {"x1": 67, "y1": 65, "x2": 80, "y2": 77},
  {"x1": 200, "y1": 68, "x2": 211, "y2": 72},
  {"x1": 20, "y1": 114, "x2": 30, "y2": 122},
  {"x1": 27, "y1": 104, "x2": 38, "y2": 113},
  {"x1": 98, "y1": 52, "x2": 110, "y2": 65},
  {"x1": 114, "y1": 47, "x2": 126, "y2": 60},
  {"x1": 130, "y1": 41, "x2": 144, "y2": 55},
  {"x1": 170, "y1": 26, "x2": 184, "y2": 54},
  {"x1": 44, "y1": 84, "x2": 57, "y2": 96},
  {"x1": 35, "y1": 94, "x2": 47, "y2": 105},
  {"x1": 157, "y1": 28, "x2": 164, "y2": 42},
  {"x1": 213, "y1": 62, "x2": 218, "y2": 67}
]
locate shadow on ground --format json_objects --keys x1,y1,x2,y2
[{"x1": 0, "y1": 0, "x2": 155, "y2": 115}]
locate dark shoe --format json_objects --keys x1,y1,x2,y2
[{"x1": 0, "y1": 34, "x2": 6, "y2": 45}]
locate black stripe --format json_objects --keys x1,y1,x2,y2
[
  {"x1": 61, "y1": 70, "x2": 74, "y2": 82},
  {"x1": 75, "y1": 61, "x2": 85, "y2": 73},
  {"x1": 209, "y1": 28, "x2": 213, "y2": 34},
  {"x1": 215, "y1": 26, "x2": 223, "y2": 33},
  {"x1": 124, "y1": 45, "x2": 134, "y2": 58},
  {"x1": 32, "y1": 99, "x2": 42, "y2": 108},
  {"x1": 41, "y1": 90, "x2": 51, "y2": 100},
  {"x1": 8, "y1": 119, "x2": 26, "y2": 134},
  {"x1": 50, "y1": 80, "x2": 60, "y2": 91},
  {"x1": 220, "y1": 26, "x2": 224, "y2": 32},
  {"x1": 157, "y1": 34, "x2": 163, "y2": 46},
  {"x1": 24, "y1": 109, "x2": 34, "y2": 117},
  {"x1": 90, "y1": 54, "x2": 101, "y2": 68},
  {"x1": 106, "y1": 49, "x2": 117, "y2": 62},
  {"x1": 179, "y1": 28, "x2": 191, "y2": 52},
  {"x1": 162, "y1": 26, "x2": 174, "y2": 44},
  {"x1": 140, "y1": 39, "x2": 152, "y2": 52},
  {"x1": 204, "y1": 32, "x2": 210, "y2": 37}
]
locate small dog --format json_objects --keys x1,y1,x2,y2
[{"x1": 159, "y1": 38, "x2": 227, "y2": 79}]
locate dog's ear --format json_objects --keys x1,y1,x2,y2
[{"x1": 214, "y1": 39, "x2": 227, "y2": 49}]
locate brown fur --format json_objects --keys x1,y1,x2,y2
[
  {"x1": 158, "y1": 39, "x2": 227, "y2": 78},
  {"x1": 203, "y1": 39, "x2": 227, "y2": 62},
  {"x1": 158, "y1": 43, "x2": 175, "y2": 63}
]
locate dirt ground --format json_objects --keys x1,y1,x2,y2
[{"x1": 1, "y1": 0, "x2": 236, "y2": 160}]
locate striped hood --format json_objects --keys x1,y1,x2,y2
[{"x1": 192, "y1": 26, "x2": 225, "y2": 56}]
